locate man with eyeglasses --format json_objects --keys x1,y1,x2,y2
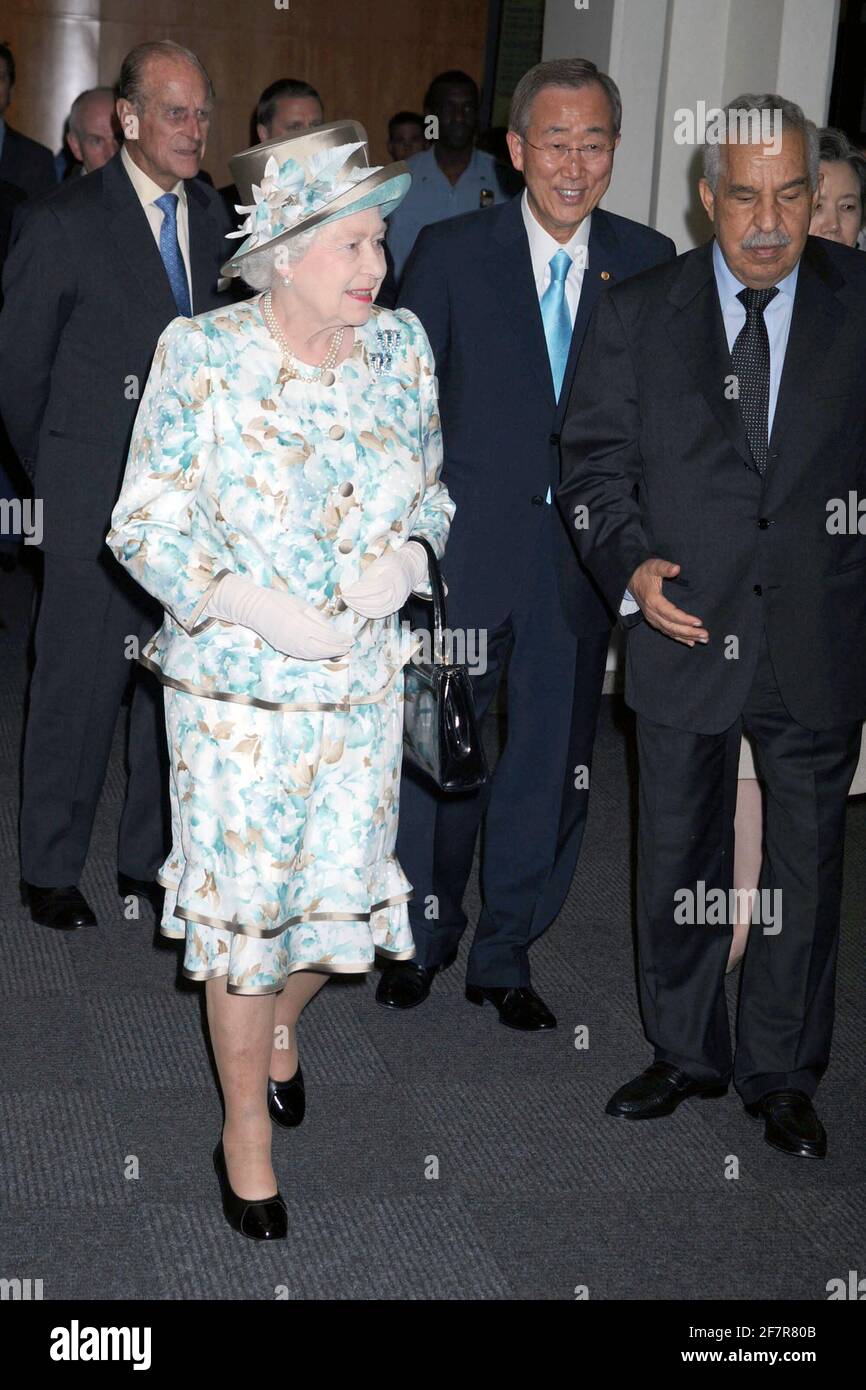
[
  {"x1": 0, "y1": 40, "x2": 232, "y2": 931},
  {"x1": 379, "y1": 58, "x2": 675, "y2": 1030}
]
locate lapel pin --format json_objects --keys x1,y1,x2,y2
[{"x1": 600, "y1": 270, "x2": 610, "y2": 281}]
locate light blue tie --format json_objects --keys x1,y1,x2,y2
[
  {"x1": 155, "y1": 193, "x2": 192, "y2": 317},
  {"x1": 540, "y1": 247, "x2": 573, "y2": 503},
  {"x1": 541, "y1": 247, "x2": 573, "y2": 401}
]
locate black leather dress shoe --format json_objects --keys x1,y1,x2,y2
[
  {"x1": 118, "y1": 873, "x2": 164, "y2": 915},
  {"x1": 213, "y1": 1141, "x2": 288, "y2": 1240},
  {"x1": 745, "y1": 1089, "x2": 827, "y2": 1159},
  {"x1": 375, "y1": 947, "x2": 458, "y2": 1010},
  {"x1": 465, "y1": 984, "x2": 557, "y2": 1031},
  {"x1": 268, "y1": 1065, "x2": 305, "y2": 1128},
  {"x1": 24, "y1": 883, "x2": 96, "y2": 930},
  {"x1": 606, "y1": 1060, "x2": 728, "y2": 1119}
]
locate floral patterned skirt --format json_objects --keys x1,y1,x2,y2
[{"x1": 158, "y1": 678, "x2": 416, "y2": 994}]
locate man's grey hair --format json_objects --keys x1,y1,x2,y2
[
  {"x1": 116, "y1": 39, "x2": 214, "y2": 110},
  {"x1": 68, "y1": 86, "x2": 115, "y2": 138},
  {"x1": 508, "y1": 58, "x2": 622, "y2": 139},
  {"x1": 239, "y1": 227, "x2": 320, "y2": 292},
  {"x1": 702, "y1": 93, "x2": 820, "y2": 192}
]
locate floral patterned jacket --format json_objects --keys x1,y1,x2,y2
[{"x1": 107, "y1": 298, "x2": 454, "y2": 709}]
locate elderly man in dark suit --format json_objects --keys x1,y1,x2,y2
[
  {"x1": 558, "y1": 94, "x2": 866, "y2": 1158},
  {"x1": 377, "y1": 59, "x2": 675, "y2": 1030},
  {"x1": 0, "y1": 39, "x2": 232, "y2": 930},
  {"x1": 0, "y1": 42, "x2": 56, "y2": 198}
]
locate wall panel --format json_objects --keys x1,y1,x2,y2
[{"x1": 0, "y1": 0, "x2": 489, "y2": 183}]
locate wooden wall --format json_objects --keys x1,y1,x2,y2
[{"x1": 0, "y1": 0, "x2": 491, "y2": 182}]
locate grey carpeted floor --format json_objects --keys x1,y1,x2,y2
[{"x1": 1, "y1": 560, "x2": 864, "y2": 1301}]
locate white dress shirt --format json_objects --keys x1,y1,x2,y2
[
  {"x1": 522, "y1": 190, "x2": 591, "y2": 502},
  {"x1": 521, "y1": 188, "x2": 591, "y2": 322},
  {"x1": 121, "y1": 143, "x2": 193, "y2": 311}
]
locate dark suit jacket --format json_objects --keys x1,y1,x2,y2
[
  {"x1": 0, "y1": 125, "x2": 57, "y2": 199},
  {"x1": 397, "y1": 194, "x2": 675, "y2": 634},
  {"x1": 557, "y1": 236, "x2": 866, "y2": 734},
  {"x1": 0, "y1": 149, "x2": 233, "y2": 558},
  {"x1": 0, "y1": 178, "x2": 26, "y2": 303}
]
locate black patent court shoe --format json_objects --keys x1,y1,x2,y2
[
  {"x1": 213, "y1": 1141, "x2": 288, "y2": 1240},
  {"x1": 267, "y1": 1065, "x2": 306, "y2": 1128}
]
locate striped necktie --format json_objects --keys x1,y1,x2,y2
[{"x1": 154, "y1": 192, "x2": 192, "y2": 317}]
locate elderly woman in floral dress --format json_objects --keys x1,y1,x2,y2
[{"x1": 107, "y1": 121, "x2": 454, "y2": 1239}]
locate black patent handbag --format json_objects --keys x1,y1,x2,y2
[{"x1": 401, "y1": 537, "x2": 489, "y2": 794}]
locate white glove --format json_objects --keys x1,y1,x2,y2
[
  {"x1": 205, "y1": 572, "x2": 354, "y2": 660},
  {"x1": 339, "y1": 541, "x2": 428, "y2": 619}
]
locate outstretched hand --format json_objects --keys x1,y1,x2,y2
[{"x1": 628, "y1": 558, "x2": 709, "y2": 647}]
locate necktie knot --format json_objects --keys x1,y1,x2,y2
[
  {"x1": 155, "y1": 192, "x2": 179, "y2": 220},
  {"x1": 549, "y1": 248, "x2": 572, "y2": 284},
  {"x1": 737, "y1": 285, "x2": 778, "y2": 318}
]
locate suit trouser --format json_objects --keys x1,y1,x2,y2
[
  {"x1": 396, "y1": 535, "x2": 610, "y2": 986},
  {"x1": 20, "y1": 551, "x2": 170, "y2": 886},
  {"x1": 635, "y1": 626, "x2": 861, "y2": 1104}
]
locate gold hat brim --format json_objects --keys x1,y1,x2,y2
[
  {"x1": 219, "y1": 162, "x2": 411, "y2": 279},
  {"x1": 228, "y1": 120, "x2": 370, "y2": 206}
]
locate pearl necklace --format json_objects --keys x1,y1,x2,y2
[{"x1": 262, "y1": 290, "x2": 344, "y2": 380}]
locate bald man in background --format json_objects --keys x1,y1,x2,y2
[{"x1": 66, "y1": 87, "x2": 121, "y2": 175}]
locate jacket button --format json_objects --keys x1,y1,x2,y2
[
  {"x1": 531, "y1": 494, "x2": 544, "y2": 506},
  {"x1": 338, "y1": 539, "x2": 353, "y2": 554},
  {"x1": 753, "y1": 584, "x2": 763, "y2": 596},
  {"x1": 757, "y1": 517, "x2": 770, "y2": 529},
  {"x1": 339, "y1": 481, "x2": 354, "y2": 497},
  {"x1": 549, "y1": 432, "x2": 560, "y2": 446},
  {"x1": 320, "y1": 370, "x2": 336, "y2": 386},
  {"x1": 329, "y1": 425, "x2": 345, "y2": 440}
]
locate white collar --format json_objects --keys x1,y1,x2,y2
[
  {"x1": 521, "y1": 187, "x2": 591, "y2": 278},
  {"x1": 121, "y1": 142, "x2": 186, "y2": 207}
]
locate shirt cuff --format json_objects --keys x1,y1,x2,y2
[{"x1": 619, "y1": 587, "x2": 640, "y2": 617}]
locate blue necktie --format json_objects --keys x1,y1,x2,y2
[
  {"x1": 540, "y1": 247, "x2": 573, "y2": 503},
  {"x1": 541, "y1": 248, "x2": 573, "y2": 401},
  {"x1": 155, "y1": 192, "x2": 192, "y2": 317}
]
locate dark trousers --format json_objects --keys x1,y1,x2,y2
[
  {"x1": 635, "y1": 627, "x2": 861, "y2": 1104},
  {"x1": 396, "y1": 538, "x2": 610, "y2": 986},
  {"x1": 21, "y1": 552, "x2": 170, "y2": 886}
]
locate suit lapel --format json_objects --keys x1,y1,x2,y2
[
  {"x1": 768, "y1": 237, "x2": 843, "y2": 454},
  {"x1": 102, "y1": 153, "x2": 179, "y2": 326},
  {"x1": 665, "y1": 240, "x2": 754, "y2": 469},
  {"x1": 187, "y1": 177, "x2": 224, "y2": 310},
  {"x1": 482, "y1": 196, "x2": 556, "y2": 406},
  {"x1": 555, "y1": 209, "x2": 626, "y2": 425}
]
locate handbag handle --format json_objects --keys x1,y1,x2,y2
[{"x1": 408, "y1": 535, "x2": 447, "y2": 665}]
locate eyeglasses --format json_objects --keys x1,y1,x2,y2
[{"x1": 521, "y1": 137, "x2": 616, "y2": 165}]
